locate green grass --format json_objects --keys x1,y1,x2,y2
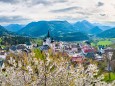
[
  {"x1": 103, "y1": 72, "x2": 115, "y2": 82},
  {"x1": 0, "y1": 38, "x2": 2, "y2": 43},
  {"x1": 97, "y1": 40, "x2": 112, "y2": 46}
]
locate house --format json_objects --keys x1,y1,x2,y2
[
  {"x1": 54, "y1": 44, "x2": 60, "y2": 52},
  {"x1": 9, "y1": 45, "x2": 31, "y2": 53},
  {"x1": 0, "y1": 51, "x2": 7, "y2": 67},
  {"x1": 71, "y1": 44, "x2": 78, "y2": 52},
  {"x1": 53, "y1": 42, "x2": 64, "y2": 52},
  {"x1": 82, "y1": 45, "x2": 95, "y2": 58},
  {"x1": 95, "y1": 54, "x2": 103, "y2": 61},
  {"x1": 71, "y1": 54, "x2": 84, "y2": 64},
  {"x1": 0, "y1": 51, "x2": 7, "y2": 59},
  {"x1": 39, "y1": 45, "x2": 50, "y2": 51},
  {"x1": 9, "y1": 45, "x2": 17, "y2": 53},
  {"x1": 64, "y1": 45, "x2": 71, "y2": 52},
  {"x1": 0, "y1": 60, "x2": 4, "y2": 67}
]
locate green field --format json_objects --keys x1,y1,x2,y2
[
  {"x1": 91, "y1": 40, "x2": 112, "y2": 47},
  {"x1": 97, "y1": 40, "x2": 112, "y2": 46}
]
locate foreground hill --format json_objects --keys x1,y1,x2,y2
[
  {"x1": 0, "y1": 25, "x2": 9, "y2": 36},
  {"x1": 18, "y1": 21, "x2": 74, "y2": 37},
  {"x1": 54, "y1": 32, "x2": 89, "y2": 41},
  {"x1": 4, "y1": 24, "x2": 24, "y2": 32},
  {"x1": 97, "y1": 27, "x2": 115, "y2": 38}
]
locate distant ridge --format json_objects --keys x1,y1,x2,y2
[
  {"x1": 97, "y1": 27, "x2": 115, "y2": 38},
  {"x1": 4, "y1": 24, "x2": 24, "y2": 32},
  {"x1": 0, "y1": 25, "x2": 9, "y2": 36}
]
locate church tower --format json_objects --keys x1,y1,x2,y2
[{"x1": 43, "y1": 30, "x2": 53, "y2": 46}]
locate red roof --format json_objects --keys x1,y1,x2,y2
[
  {"x1": 71, "y1": 57, "x2": 84, "y2": 63},
  {"x1": 82, "y1": 46, "x2": 95, "y2": 53},
  {"x1": 72, "y1": 55, "x2": 83, "y2": 58},
  {"x1": 82, "y1": 46, "x2": 89, "y2": 49},
  {"x1": 71, "y1": 54, "x2": 84, "y2": 63}
]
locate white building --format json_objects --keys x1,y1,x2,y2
[{"x1": 0, "y1": 51, "x2": 7, "y2": 59}]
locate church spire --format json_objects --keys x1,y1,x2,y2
[{"x1": 47, "y1": 30, "x2": 50, "y2": 38}]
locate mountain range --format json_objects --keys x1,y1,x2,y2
[
  {"x1": 1, "y1": 20, "x2": 115, "y2": 41},
  {"x1": 4, "y1": 24, "x2": 24, "y2": 32}
]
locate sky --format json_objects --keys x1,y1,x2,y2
[{"x1": 0, "y1": 0, "x2": 115, "y2": 25}]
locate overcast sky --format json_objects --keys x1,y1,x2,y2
[{"x1": 0, "y1": 0, "x2": 115, "y2": 25}]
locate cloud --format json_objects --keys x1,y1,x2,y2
[
  {"x1": 0, "y1": 0, "x2": 18, "y2": 3},
  {"x1": 52, "y1": 0, "x2": 68, "y2": 3},
  {"x1": 0, "y1": 0, "x2": 115, "y2": 25},
  {"x1": 97, "y1": 2, "x2": 104, "y2": 7},
  {"x1": 75, "y1": 11, "x2": 93, "y2": 16},
  {"x1": 55, "y1": 16, "x2": 89, "y2": 22},
  {"x1": 26, "y1": 0, "x2": 68, "y2": 6},
  {"x1": 100, "y1": 14, "x2": 106, "y2": 16},
  {"x1": 50, "y1": 6, "x2": 81, "y2": 13},
  {"x1": 26, "y1": 0, "x2": 51, "y2": 6},
  {"x1": 0, "y1": 16, "x2": 30, "y2": 24},
  {"x1": 0, "y1": 0, "x2": 51, "y2": 6}
]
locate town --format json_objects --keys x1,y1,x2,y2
[{"x1": 0, "y1": 31, "x2": 115, "y2": 69}]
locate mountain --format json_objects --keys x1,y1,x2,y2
[
  {"x1": 48, "y1": 21, "x2": 74, "y2": 36},
  {"x1": 73, "y1": 20, "x2": 112, "y2": 33},
  {"x1": 89, "y1": 26, "x2": 103, "y2": 35},
  {"x1": 0, "y1": 25, "x2": 9, "y2": 36},
  {"x1": 4, "y1": 24, "x2": 24, "y2": 32},
  {"x1": 73, "y1": 20, "x2": 94, "y2": 32},
  {"x1": 97, "y1": 27, "x2": 115, "y2": 38},
  {"x1": 18, "y1": 21, "x2": 50, "y2": 37},
  {"x1": 18, "y1": 21, "x2": 74, "y2": 37},
  {"x1": 18, "y1": 20, "x2": 89, "y2": 41}
]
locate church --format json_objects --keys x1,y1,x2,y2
[
  {"x1": 39, "y1": 31, "x2": 55, "y2": 51},
  {"x1": 43, "y1": 30, "x2": 54, "y2": 47}
]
